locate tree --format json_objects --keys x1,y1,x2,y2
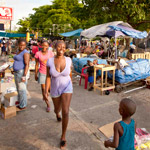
[
  {"x1": 17, "y1": 17, "x2": 31, "y2": 33},
  {"x1": 82, "y1": 0, "x2": 150, "y2": 30},
  {"x1": 17, "y1": 0, "x2": 86, "y2": 35}
]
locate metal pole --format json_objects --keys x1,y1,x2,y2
[
  {"x1": 10, "y1": 20, "x2": 11, "y2": 33},
  {"x1": 115, "y1": 37, "x2": 117, "y2": 59},
  {"x1": 124, "y1": 85, "x2": 146, "y2": 94}
]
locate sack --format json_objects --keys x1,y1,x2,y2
[{"x1": 18, "y1": 82, "x2": 26, "y2": 91}]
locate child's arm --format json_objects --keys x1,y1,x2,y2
[
  {"x1": 104, "y1": 123, "x2": 120, "y2": 148},
  {"x1": 134, "y1": 120, "x2": 137, "y2": 133}
]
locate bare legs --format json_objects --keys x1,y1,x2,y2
[
  {"x1": 41, "y1": 84, "x2": 50, "y2": 108},
  {"x1": 52, "y1": 93, "x2": 72, "y2": 143},
  {"x1": 61, "y1": 93, "x2": 72, "y2": 141},
  {"x1": 52, "y1": 96, "x2": 62, "y2": 119}
]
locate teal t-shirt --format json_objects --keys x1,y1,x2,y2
[{"x1": 116, "y1": 119, "x2": 135, "y2": 150}]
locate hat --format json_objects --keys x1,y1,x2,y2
[{"x1": 130, "y1": 44, "x2": 136, "y2": 49}]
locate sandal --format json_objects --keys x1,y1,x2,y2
[
  {"x1": 15, "y1": 101, "x2": 20, "y2": 105},
  {"x1": 60, "y1": 140, "x2": 66, "y2": 149},
  {"x1": 17, "y1": 106, "x2": 26, "y2": 110},
  {"x1": 57, "y1": 116, "x2": 62, "y2": 122},
  {"x1": 46, "y1": 107, "x2": 50, "y2": 112}
]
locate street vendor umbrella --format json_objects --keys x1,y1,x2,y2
[
  {"x1": 59, "y1": 29, "x2": 83, "y2": 37},
  {"x1": 109, "y1": 24, "x2": 148, "y2": 39},
  {"x1": 81, "y1": 21, "x2": 132, "y2": 39}
]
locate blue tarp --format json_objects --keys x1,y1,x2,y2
[
  {"x1": 59, "y1": 29, "x2": 83, "y2": 37},
  {"x1": 0, "y1": 32, "x2": 34, "y2": 37},
  {"x1": 73, "y1": 58, "x2": 150, "y2": 84},
  {"x1": 73, "y1": 58, "x2": 107, "y2": 73},
  {"x1": 109, "y1": 59, "x2": 150, "y2": 84},
  {"x1": 109, "y1": 25, "x2": 147, "y2": 39}
]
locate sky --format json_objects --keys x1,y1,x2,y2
[{"x1": 4, "y1": 0, "x2": 52, "y2": 29}]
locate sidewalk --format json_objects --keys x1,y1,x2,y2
[
  {"x1": 0, "y1": 72, "x2": 106, "y2": 150},
  {"x1": 0, "y1": 62, "x2": 150, "y2": 150}
]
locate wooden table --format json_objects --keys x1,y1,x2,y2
[{"x1": 94, "y1": 64, "x2": 116, "y2": 95}]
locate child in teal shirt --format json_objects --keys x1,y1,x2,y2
[{"x1": 104, "y1": 98, "x2": 136, "y2": 150}]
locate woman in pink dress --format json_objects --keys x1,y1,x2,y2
[{"x1": 35, "y1": 41, "x2": 54, "y2": 112}]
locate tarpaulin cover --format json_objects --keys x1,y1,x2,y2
[
  {"x1": 109, "y1": 25, "x2": 148, "y2": 39},
  {"x1": 73, "y1": 58, "x2": 107, "y2": 73},
  {"x1": 59, "y1": 29, "x2": 83, "y2": 37},
  {"x1": 81, "y1": 21, "x2": 132, "y2": 39},
  {"x1": 0, "y1": 32, "x2": 34, "y2": 37},
  {"x1": 105, "y1": 29, "x2": 125, "y2": 38},
  {"x1": 109, "y1": 59, "x2": 150, "y2": 84}
]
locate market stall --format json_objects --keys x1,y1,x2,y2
[
  {"x1": 77, "y1": 21, "x2": 149, "y2": 93},
  {"x1": 0, "y1": 59, "x2": 18, "y2": 119}
]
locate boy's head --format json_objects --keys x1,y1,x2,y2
[
  {"x1": 87, "y1": 60, "x2": 93, "y2": 66},
  {"x1": 93, "y1": 59, "x2": 98, "y2": 65},
  {"x1": 89, "y1": 61, "x2": 93, "y2": 66},
  {"x1": 119, "y1": 98, "x2": 136, "y2": 117}
]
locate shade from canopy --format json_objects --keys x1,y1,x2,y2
[
  {"x1": 0, "y1": 32, "x2": 34, "y2": 38},
  {"x1": 109, "y1": 24, "x2": 147, "y2": 39},
  {"x1": 59, "y1": 29, "x2": 83, "y2": 37},
  {"x1": 81, "y1": 21, "x2": 132, "y2": 39}
]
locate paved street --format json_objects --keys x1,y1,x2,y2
[{"x1": 0, "y1": 71, "x2": 150, "y2": 150}]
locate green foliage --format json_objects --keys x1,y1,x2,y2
[
  {"x1": 17, "y1": 17, "x2": 31, "y2": 33},
  {"x1": 17, "y1": 0, "x2": 84, "y2": 35},
  {"x1": 17, "y1": 0, "x2": 150, "y2": 35},
  {"x1": 82, "y1": 0, "x2": 150, "y2": 30}
]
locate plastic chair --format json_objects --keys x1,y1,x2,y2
[{"x1": 79, "y1": 66, "x2": 88, "y2": 89}]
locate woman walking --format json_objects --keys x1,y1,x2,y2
[
  {"x1": 45, "y1": 40, "x2": 73, "y2": 149},
  {"x1": 13, "y1": 38, "x2": 30, "y2": 110},
  {"x1": 35, "y1": 40, "x2": 54, "y2": 112}
]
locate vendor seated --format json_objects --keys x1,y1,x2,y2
[
  {"x1": 87, "y1": 61, "x2": 94, "y2": 91},
  {"x1": 97, "y1": 46, "x2": 104, "y2": 58},
  {"x1": 93, "y1": 59, "x2": 98, "y2": 65}
]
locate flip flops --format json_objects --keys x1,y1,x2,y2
[
  {"x1": 57, "y1": 116, "x2": 62, "y2": 122},
  {"x1": 46, "y1": 107, "x2": 50, "y2": 112},
  {"x1": 60, "y1": 140, "x2": 66, "y2": 149}
]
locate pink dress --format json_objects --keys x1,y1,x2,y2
[{"x1": 35, "y1": 50, "x2": 54, "y2": 74}]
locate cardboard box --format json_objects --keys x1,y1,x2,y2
[
  {"x1": 1, "y1": 105, "x2": 16, "y2": 119},
  {"x1": 99, "y1": 119, "x2": 121, "y2": 138},
  {"x1": 4, "y1": 92, "x2": 18, "y2": 107},
  {"x1": 5, "y1": 69, "x2": 11, "y2": 73},
  {"x1": 0, "y1": 82, "x2": 16, "y2": 93}
]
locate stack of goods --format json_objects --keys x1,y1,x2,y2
[
  {"x1": 0, "y1": 68, "x2": 17, "y2": 120},
  {"x1": 1, "y1": 76, "x2": 14, "y2": 83},
  {"x1": 0, "y1": 63, "x2": 9, "y2": 72},
  {"x1": 72, "y1": 57, "x2": 107, "y2": 73},
  {"x1": 29, "y1": 61, "x2": 35, "y2": 71},
  {"x1": 135, "y1": 128, "x2": 150, "y2": 150},
  {"x1": 109, "y1": 59, "x2": 150, "y2": 84}
]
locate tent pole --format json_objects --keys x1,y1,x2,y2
[
  {"x1": 79, "y1": 36, "x2": 82, "y2": 53},
  {"x1": 115, "y1": 37, "x2": 117, "y2": 59},
  {"x1": 108, "y1": 39, "x2": 110, "y2": 58},
  {"x1": 145, "y1": 38, "x2": 147, "y2": 52}
]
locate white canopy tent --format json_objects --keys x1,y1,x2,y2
[{"x1": 81, "y1": 21, "x2": 132, "y2": 39}]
